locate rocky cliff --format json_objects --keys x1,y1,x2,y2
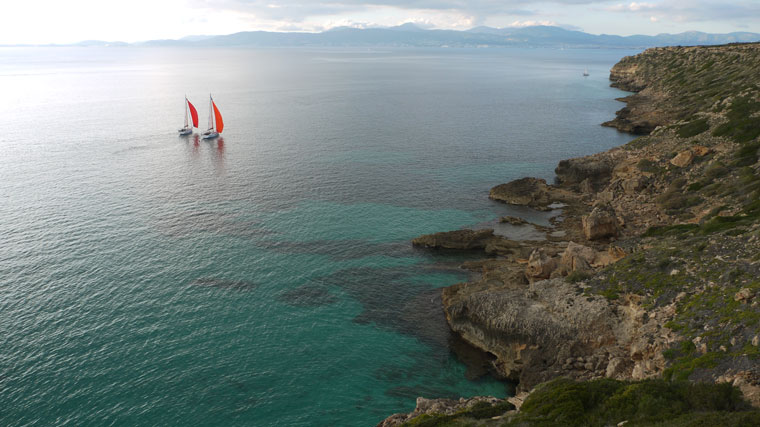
[{"x1": 381, "y1": 43, "x2": 760, "y2": 426}]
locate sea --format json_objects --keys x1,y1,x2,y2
[{"x1": 0, "y1": 46, "x2": 636, "y2": 426}]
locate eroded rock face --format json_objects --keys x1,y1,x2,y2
[
  {"x1": 443, "y1": 278, "x2": 618, "y2": 390},
  {"x1": 582, "y1": 203, "x2": 619, "y2": 241},
  {"x1": 443, "y1": 278, "x2": 675, "y2": 392}
]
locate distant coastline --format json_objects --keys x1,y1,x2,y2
[{"x1": 4, "y1": 24, "x2": 759, "y2": 49}]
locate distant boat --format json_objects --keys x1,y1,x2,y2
[
  {"x1": 178, "y1": 96, "x2": 199, "y2": 135},
  {"x1": 202, "y1": 94, "x2": 224, "y2": 139},
  {"x1": 583, "y1": 68, "x2": 590, "y2": 77}
]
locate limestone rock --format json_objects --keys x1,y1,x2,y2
[
  {"x1": 489, "y1": 178, "x2": 551, "y2": 207},
  {"x1": 692, "y1": 145, "x2": 713, "y2": 157},
  {"x1": 376, "y1": 396, "x2": 510, "y2": 426},
  {"x1": 606, "y1": 357, "x2": 629, "y2": 379},
  {"x1": 593, "y1": 246, "x2": 627, "y2": 267},
  {"x1": 500, "y1": 216, "x2": 528, "y2": 225},
  {"x1": 622, "y1": 177, "x2": 646, "y2": 195},
  {"x1": 526, "y1": 248, "x2": 558, "y2": 282},
  {"x1": 582, "y1": 203, "x2": 619, "y2": 241},
  {"x1": 412, "y1": 229, "x2": 494, "y2": 250},
  {"x1": 734, "y1": 288, "x2": 755, "y2": 303},
  {"x1": 670, "y1": 150, "x2": 695, "y2": 168},
  {"x1": 558, "y1": 241, "x2": 595, "y2": 275},
  {"x1": 444, "y1": 278, "x2": 621, "y2": 390},
  {"x1": 555, "y1": 156, "x2": 614, "y2": 186}
]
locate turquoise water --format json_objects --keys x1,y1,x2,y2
[{"x1": 0, "y1": 47, "x2": 635, "y2": 425}]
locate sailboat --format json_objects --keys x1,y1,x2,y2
[
  {"x1": 202, "y1": 94, "x2": 224, "y2": 139},
  {"x1": 178, "y1": 96, "x2": 199, "y2": 135},
  {"x1": 583, "y1": 68, "x2": 590, "y2": 77}
]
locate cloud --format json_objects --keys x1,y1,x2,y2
[
  {"x1": 509, "y1": 20, "x2": 558, "y2": 28},
  {"x1": 605, "y1": 0, "x2": 760, "y2": 23},
  {"x1": 606, "y1": 2, "x2": 656, "y2": 12},
  {"x1": 195, "y1": 0, "x2": 603, "y2": 22}
]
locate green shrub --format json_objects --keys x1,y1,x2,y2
[
  {"x1": 712, "y1": 96, "x2": 760, "y2": 144},
  {"x1": 677, "y1": 118, "x2": 710, "y2": 138},
  {"x1": 566, "y1": 271, "x2": 593, "y2": 283},
  {"x1": 638, "y1": 159, "x2": 664, "y2": 174},
  {"x1": 704, "y1": 161, "x2": 729, "y2": 180},
  {"x1": 506, "y1": 378, "x2": 753, "y2": 427}
]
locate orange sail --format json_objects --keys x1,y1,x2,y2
[
  {"x1": 212, "y1": 101, "x2": 224, "y2": 133},
  {"x1": 187, "y1": 100, "x2": 199, "y2": 128}
]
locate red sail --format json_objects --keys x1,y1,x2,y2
[
  {"x1": 187, "y1": 100, "x2": 199, "y2": 128},
  {"x1": 212, "y1": 101, "x2": 224, "y2": 133}
]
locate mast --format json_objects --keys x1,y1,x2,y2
[
  {"x1": 184, "y1": 96, "x2": 189, "y2": 128},
  {"x1": 208, "y1": 94, "x2": 214, "y2": 131}
]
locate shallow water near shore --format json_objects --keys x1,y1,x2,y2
[{"x1": 0, "y1": 46, "x2": 635, "y2": 425}]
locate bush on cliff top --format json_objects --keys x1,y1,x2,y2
[
  {"x1": 505, "y1": 378, "x2": 755, "y2": 427},
  {"x1": 677, "y1": 118, "x2": 710, "y2": 138}
]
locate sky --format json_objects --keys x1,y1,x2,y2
[{"x1": 2, "y1": 0, "x2": 760, "y2": 44}]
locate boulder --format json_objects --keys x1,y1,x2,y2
[
  {"x1": 622, "y1": 177, "x2": 646, "y2": 195},
  {"x1": 582, "y1": 203, "x2": 619, "y2": 241},
  {"x1": 412, "y1": 229, "x2": 494, "y2": 250},
  {"x1": 692, "y1": 145, "x2": 713, "y2": 157},
  {"x1": 734, "y1": 288, "x2": 755, "y2": 303},
  {"x1": 526, "y1": 248, "x2": 558, "y2": 282},
  {"x1": 670, "y1": 150, "x2": 694, "y2": 168},
  {"x1": 593, "y1": 246, "x2": 627, "y2": 267},
  {"x1": 558, "y1": 242, "x2": 595, "y2": 275},
  {"x1": 490, "y1": 178, "x2": 551, "y2": 207},
  {"x1": 555, "y1": 156, "x2": 614, "y2": 186},
  {"x1": 606, "y1": 357, "x2": 630, "y2": 379}
]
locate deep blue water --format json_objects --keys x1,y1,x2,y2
[{"x1": 0, "y1": 46, "x2": 635, "y2": 425}]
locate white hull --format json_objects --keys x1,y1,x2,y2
[
  {"x1": 202, "y1": 131, "x2": 219, "y2": 139},
  {"x1": 178, "y1": 127, "x2": 192, "y2": 135}
]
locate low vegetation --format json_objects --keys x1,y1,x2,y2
[{"x1": 505, "y1": 378, "x2": 758, "y2": 427}]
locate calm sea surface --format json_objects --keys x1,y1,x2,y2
[{"x1": 0, "y1": 46, "x2": 635, "y2": 425}]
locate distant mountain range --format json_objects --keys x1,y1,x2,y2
[{"x1": 16, "y1": 24, "x2": 760, "y2": 49}]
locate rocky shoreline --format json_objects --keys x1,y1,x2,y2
[{"x1": 380, "y1": 43, "x2": 760, "y2": 425}]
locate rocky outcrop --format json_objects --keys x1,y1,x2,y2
[
  {"x1": 555, "y1": 155, "x2": 616, "y2": 188},
  {"x1": 525, "y1": 248, "x2": 558, "y2": 282},
  {"x1": 412, "y1": 229, "x2": 527, "y2": 256},
  {"x1": 489, "y1": 177, "x2": 577, "y2": 209},
  {"x1": 489, "y1": 177, "x2": 553, "y2": 208},
  {"x1": 582, "y1": 203, "x2": 619, "y2": 240},
  {"x1": 377, "y1": 396, "x2": 513, "y2": 426},
  {"x1": 412, "y1": 229, "x2": 495, "y2": 250},
  {"x1": 442, "y1": 278, "x2": 674, "y2": 392},
  {"x1": 557, "y1": 241, "x2": 595, "y2": 274}
]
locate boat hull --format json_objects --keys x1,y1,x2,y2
[
  {"x1": 178, "y1": 128, "x2": 192, "y2": 135},
  {"x1": 202, "y1": 131, "x2": 219, "y2": 140}
]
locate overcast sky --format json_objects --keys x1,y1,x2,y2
[{"x1": 3, "y1": 0, "x2": 760, "y2": 44}]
